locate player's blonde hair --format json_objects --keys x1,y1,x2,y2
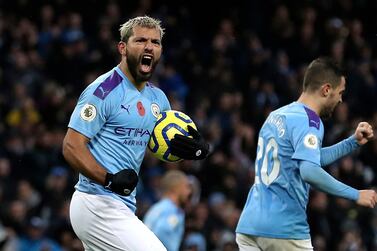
[
  {"x1": 160, "y1": 170, "x2": 187, "y2": 194},
  {"x1": 119, "y1": 16, "x2": 165, "y2": 42}
]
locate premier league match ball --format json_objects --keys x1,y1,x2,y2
[{"x1": 148, "y1": 110, "x2": 197, "y2": 162}]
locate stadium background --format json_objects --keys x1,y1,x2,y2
[{"x1": 1, "y1": 0, "x2": 377, "y2": 250}]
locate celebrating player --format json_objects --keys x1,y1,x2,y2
[
  {"x1": 62, "y1": 16, "x2": 209, "y2": 251},
  {"x1": 236, "y1": 57, "x2": 376, "y2": 251}
]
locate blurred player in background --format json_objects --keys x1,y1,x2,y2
[
  {"x1": 62, "y1": 16, "x2": 209, "y2": 251},
  {"x1": 143, "y1": 170, "x2": 191, "y2": 251},
  {"x1": 236, "y1": 57, "x2": 376, "y2": 251}
]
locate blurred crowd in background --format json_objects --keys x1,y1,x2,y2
[{"x1": 1, "y1": 0, "x2": 377, "y2": 250}]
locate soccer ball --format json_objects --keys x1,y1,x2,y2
[{"x1": 148, "y1": 110, "x2": 197, "y2": 162}]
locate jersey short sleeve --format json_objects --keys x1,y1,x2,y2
[
  {"x1": 291, "y1": 113, "x2": 323, "y2": 166},
  {"x1": 68, "y1": 84, "x2": 114, "y2": 139}
]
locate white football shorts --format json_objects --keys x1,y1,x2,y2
[
  {"x1": 236, "y1": 233, "x2": 313, "y2": 251},
  {"x1": 70, "y1": 190, "x2": 167, "y2": 251}
]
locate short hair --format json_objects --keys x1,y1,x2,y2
[
  {"x1": 160, "y1": 170, "x2": 187, "y2": 194},
  {"x1": 302, "y1": 57, "x2": 344, "y2": 92},
  {"x1": 119, "y1": 15, "x2": 165, "y2": 43}
]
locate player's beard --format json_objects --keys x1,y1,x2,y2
[
  {"x1": 126, "y1": 51, "x2": 159, "y2": 84},
  {"x1": 320, "y1": 103, "x2": 337, "y2": 120}
]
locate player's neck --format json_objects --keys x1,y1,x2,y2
[
  {"x1": 118, "y1": 63, "x2": 146, "y2": 91},
  {"x1": 297, "y1": 92, "x2": 321, "y2": 116},
  {"x1": 165, "y1": 194, "x2": 180, "y2": 207}
]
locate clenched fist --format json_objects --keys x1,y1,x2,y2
[
  {"x1": 357, "y1": 190, "x2": 377, "y2": 208},
  {"x1": 354, "y1": 122, "x2": 374, "y2": 145}
]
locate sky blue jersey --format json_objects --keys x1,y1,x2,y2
[
  {"x1": 236, "y1": 102, "x2": 324, "y2": 239},
  {"x1": 143, "y1": 198, "x2": 185, "y2": 251},
  {"x1": 68, "y1": 66, "x2": 171, "y2": 212}
]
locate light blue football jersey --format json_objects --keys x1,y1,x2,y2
[
  {"x1": 236, "y1": 102, "x2": 324, "y2": 239},
  {"x1": 143, "y1": 198, "x2": 185, "y2": 251},
  {"x1": 68, "y1": 66, "x2": 171, "y2": 212}
]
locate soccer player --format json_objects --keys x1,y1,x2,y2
[
  {"x1": 236, "y1": 57, "x2": 376, "y2": 251},
  {"x1": 143, "y1": 170, "x2": 191, "y2": 251},
  {"x1": 62, "y1": 16, "x2": 209, "y2": 251}
]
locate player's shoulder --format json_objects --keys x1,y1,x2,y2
[
  {"x1": 145, "y1": 201, "x2": 162, "y2": 215},
  {"x1": 145, "y1": 82, "x2": 168, "y2": 98},
  {"x1": 158, "y1": 198, "x2": 180, "y2": 214},
  {"x1": 146, "y1": 199, "x2": 177, "y2": 218},
  {"x1": 277, "y1": 102, "x2": 321, "y2": 131},
  {"x1": 85, "y1": 68, "x2": 124, "y2": 101}
]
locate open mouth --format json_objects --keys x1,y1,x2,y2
[{"x1": 140, "y1": 55, "x2": 153, "y2": 73}]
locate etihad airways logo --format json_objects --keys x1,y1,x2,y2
[
  {"x1": 114, "y1": 127, "x2": 151, "y2": 146},
  {"x1": 114, "y1": 127, "x2": 151, "y2": 137}
]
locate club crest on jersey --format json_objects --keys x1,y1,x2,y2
[
  {"x1": 80, "y1": 104, "x2": 97, "y2": 122},
  {"x1": 151, "y1": 103, "x2": 160, "y2": 118},
  {"x1": 167, "y1": 215, "x2": 179, "y2": 227},
  {"x1": 304, "y1": 134, "x2": 318, "y2": 149}
]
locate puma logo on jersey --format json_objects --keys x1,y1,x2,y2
[
  {"x1": 104, "y1": 181, "x2": 112, "y2": 190},
  {"x1": 98, "y1": 86, "x2": 109, "y2": 98},
  {"x1": 121, "y1": 104, "x2": 131, "y2": 114},
  {"x1": 310, "y1": 119, "x2": 319, "y2": 128}
]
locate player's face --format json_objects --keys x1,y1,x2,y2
[
  {"x1": 125, "y1": 26, "x2": 162, "y2": 83},
  {"x1": 321, "y1": 76, "x2": 346, "y2": 120},
  {"x1": 178, "y1": 178, "x2": 192, "y2": 207}
]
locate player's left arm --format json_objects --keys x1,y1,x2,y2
[
  {"x1": 170, "y1": 125, "x2": 209, "y2": 160},
  {"x1": 320, "y1": 122, "x2": 374, "y2": 166},
  {"x1": 299, "y1": 160, "x2": 359, "y2": 200},
  {"x1": 156, "y1": 90, "x2": 208, "y2": 160},
  {"x1": 300, "y1": 159, "x2": 377, "y2": 207}
]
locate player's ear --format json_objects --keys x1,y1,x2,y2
[
  {"x1": 321, "y1": 83, "x2": 331, "y2": 97},
  {"x1": 118, "y1": 41, "x2": 126, "y2": 55}
]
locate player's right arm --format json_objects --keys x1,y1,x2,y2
[
  {"x1": 63, "y1": 128, "x2": 138, "y2": 196},
  {"x1": 63, "y1": 128, "x2": 107, "y2": 185},
  {"x1": 320, "y1": 135, "x2": 359, "y2": 166},
  {"x1": 320, "y1": 122, "x2": 374, "y2": 166},
  {"x1": 63, "y1": 79, "x2": 138, "y2": 196}
]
